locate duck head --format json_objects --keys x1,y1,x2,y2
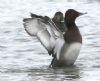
[{"x1": 65, "y1": 9, "x2": 87, "y2": 24}]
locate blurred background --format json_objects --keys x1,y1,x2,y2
[{"x1": 0, "y1": 0, "x2": 100, "y2": 81}]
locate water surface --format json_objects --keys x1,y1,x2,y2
[{"x1": 0, "y1": 0, "x2": 100, "y2": 81}]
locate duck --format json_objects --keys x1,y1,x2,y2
[{"x1": 23, "y1": 9, "x2": 86, "y2": 67}]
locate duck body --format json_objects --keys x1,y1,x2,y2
[
  {"x1": 52, "y1": 29, "x2": 82, "y2": 67},
  {"x1": 51, "y1": 42, "x2": 82, "y2": 67},
  {"x1": 51, "y1": 19, "x2": 82, "y2": 67},
  {"x1": 23, "y1": 9, "x2": 85, "y2": 67}
]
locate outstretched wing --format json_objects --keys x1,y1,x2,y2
[
  {"x1": 30, "y1": 13, "x2": 63, "y2": 37},
  {"x1": 23, "y1": 14, "x2": 65, "y2": 59}
]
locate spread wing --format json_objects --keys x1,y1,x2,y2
[{"x1": 23, "y1": 14, "x2": 65, "y2": 59}]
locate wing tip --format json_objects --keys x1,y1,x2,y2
[
  {"x1": 23, "y1": 18, "x2": 31, "y2": 22},
  {"x1": 23, "y1": 17, "x2": 34, "y2": 22},
  {"x1": 30, "y1": 13, "x2": 37, "y2": 18}
]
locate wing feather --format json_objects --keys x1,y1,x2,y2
[
  {"x1": 23, "y1": 18, "x2": 56, "y2": 55},
  {"x1": 23, "y1": 15, "x2": 65, "y2": 59}
]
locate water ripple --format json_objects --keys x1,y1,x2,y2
[{"x1": 0, "y1": 0, "x2": 100, "y2": 81}]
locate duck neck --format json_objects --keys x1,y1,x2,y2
[
  {"x1": 65, "y1": 16, "x2": 77, "y2": 30},
  {"x1": 65, "y1": 21, "x2": 76, "y2": 30},
  {"x1": 64, "y1": 19, "x2": 82, "y2": 44}
]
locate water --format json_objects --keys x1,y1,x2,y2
[{"x1": 0, "y1": 0, "x2": 100, "y2": 81}]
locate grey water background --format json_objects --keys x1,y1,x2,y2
[{"x1": 0, "y1": 0, "x2": 100, "y2": 81}]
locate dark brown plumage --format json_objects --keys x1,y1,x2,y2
[{"x1": 64, "y1": 9, "x2": 83, "y2": 44}]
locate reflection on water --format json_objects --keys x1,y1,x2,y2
[
  {"x1": 0, "y1": 0, "x2": 100, "y2": 81},
  {"x1": 24, "y1": 66, "x2": 80, "y2": 81}
]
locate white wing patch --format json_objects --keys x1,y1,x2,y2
[
  {"x1": 54, "y1": 38, "x2": 65, "y2": 60},
  {"x1": 24, "y1": 19, "x2": 46, "y2": 36}
]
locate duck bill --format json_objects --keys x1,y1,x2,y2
[{"x1": 79, "y1": 12, "x2": 87, "y2": 16}]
